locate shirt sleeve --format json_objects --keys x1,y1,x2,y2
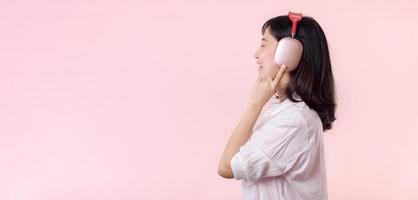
[{"x1": 230, "y1": 113, "x2": 309, "y2": 182}]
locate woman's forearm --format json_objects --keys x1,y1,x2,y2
[{"x1": 217, "y1": 103, "x2": 264, "y2": 178}]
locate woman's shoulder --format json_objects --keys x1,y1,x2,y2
[
  {"x1": 283, "y1": 99, "x2": 321, "y2": 130},
  {"x1": 267, "y1": 93, "x2": 321, "y2": 129}
]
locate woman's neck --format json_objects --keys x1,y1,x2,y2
[{"x1": 274, "y1": 89, "x2": 288, "y2": 102}]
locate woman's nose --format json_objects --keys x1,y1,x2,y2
[
  {"x1": 254, "y1": 47, "x2": 260, "y2": 59},
  {"x1": 254, "y1": 53, "x2": 261, "y2": 64}
]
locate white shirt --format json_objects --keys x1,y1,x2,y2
[{"x1": 230, "y1": 93, "x2": 328, "y2": 200}]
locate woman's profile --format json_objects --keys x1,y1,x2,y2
[{"x1": 217, "y1": 13, "x2": 337, "y2": 200}]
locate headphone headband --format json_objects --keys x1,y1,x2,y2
[{"x1": 288, "y1": 11, "x2": 303, "y2": 38}]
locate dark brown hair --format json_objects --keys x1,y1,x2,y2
[{"x1": 262, "y1": 15, "x2": 337, "y2": 132}]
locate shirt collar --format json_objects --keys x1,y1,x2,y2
[{"x1": 269, "y1": 92, "x2": 302, "y2": 116}]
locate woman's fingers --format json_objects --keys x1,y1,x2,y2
[{"x1": 272, "y1": 64, "x2": 286, "y2": 88}]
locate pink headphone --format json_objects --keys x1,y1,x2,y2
[{"x1": 274, "y1": 11, "x2": 304, "y2": 72}]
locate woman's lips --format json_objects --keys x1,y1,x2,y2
[{"x1": 258, "y1": 66, "x2": 263, "y2": 70}]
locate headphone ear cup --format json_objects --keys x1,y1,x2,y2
[{"x1": 274, "y1": 37, "x2": 303, "y2": 72}]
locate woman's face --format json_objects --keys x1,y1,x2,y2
[{"x1": 254, "y1": 26, "x2": 290, "y2": 91}]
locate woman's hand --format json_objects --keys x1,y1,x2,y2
[{"x1": 248, "y1": 64, "x2": 287, "y2": 108}]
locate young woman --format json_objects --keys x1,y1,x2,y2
[{"x1": 217, "y1": 14, "x2": 337, "y2": 200}]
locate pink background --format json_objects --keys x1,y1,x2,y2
[{"x1": 1, "y1": 0, "x2": 418, "y2": 199}]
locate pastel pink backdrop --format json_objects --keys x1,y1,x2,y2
[{"x1": 1, "y1": 0, "x2": 417, "y2": 199}]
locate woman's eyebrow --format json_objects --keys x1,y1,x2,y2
[{"x1": 261, "y1": 38, "x2": 268, "y2": 42}]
